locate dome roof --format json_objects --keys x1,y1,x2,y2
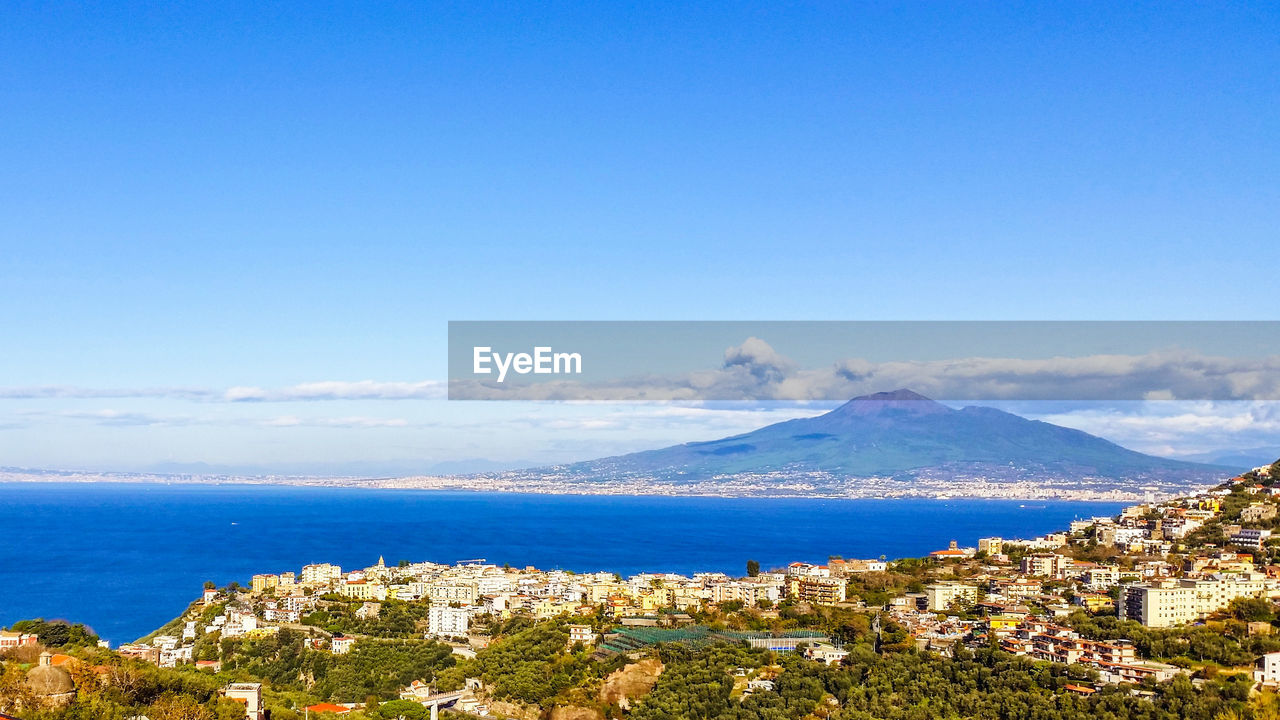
[{"x1": 26, "y1": 664, "x2": 74, "y2": 695}]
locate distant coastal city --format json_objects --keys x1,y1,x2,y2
[{"x1": 0, "y1": 466, "x2": 1199, "y2": 503}]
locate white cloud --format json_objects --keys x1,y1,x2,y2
[
  {"x1": 1029, "y1": 401, "x2": 1280, "y2": 457},
  {"x1": 0, "y1": 386, "x2": 213, "y2": 400},
  {"x1": 263, "y1": 415, "x2": 412, "y2": 428},
  {"x1": 0, "y1": 380, "x2": 447, "y2": 403},
  {"x1": 11, "y1": 408, "x2": 413, "y2": 430},
  {"x1": 225, "y1": 380, "x2": 446, "y2": 402},
  {"x1": 16, "y1": 408, "x2": 198, "y2": 427}
]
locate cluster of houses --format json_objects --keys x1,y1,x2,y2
[
  {"x1": 234, "y1": 555, "x2": 897, "y2": 642},
  {"x1": 0, "y1": 630, "x2": 38, "y2": 651},
  {"x1": 116, "y1": 483, "x2": 1280, "y2": 689},
  {"x1": 114, "y1": 592, "x2": 288, "y2": 668},
  {"x1": 997, "y1": 617, "x2": 1182, "y2": 684},
  {"x1": 875, "y1": 477, "x2": 1280, "y2": 686}
]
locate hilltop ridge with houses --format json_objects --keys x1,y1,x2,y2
[{"x1": 5, "y1": 460, "x2": 1280, "y2": 719}]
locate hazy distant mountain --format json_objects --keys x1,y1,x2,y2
[
  {"x1": 141, "y1": 458, "x2": 536, "y2": 477},
  {"x1": 571, "y1": 389, "x2": 1224, "y2": 481},
  {"x1": 1173, "y1": 447, "x2": 1280, "y2": 471}
]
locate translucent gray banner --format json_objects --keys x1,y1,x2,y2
[{"x1": 447, "y1": 321, "x2": 1280, "y2": 401}]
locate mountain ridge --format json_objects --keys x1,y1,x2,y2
[{"x1": 565, "y1": 389, "x2": 1226, "y2": 484}]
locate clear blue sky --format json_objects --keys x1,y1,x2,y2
[{"x1": 1, "y1": 2, "x2": 1278, "y2": 472}]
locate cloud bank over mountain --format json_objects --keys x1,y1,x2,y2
[{"x1": 452, "y1": 337, "x2": 1280, "y2": 402}]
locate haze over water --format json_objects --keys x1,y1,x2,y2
[{"x1": 1, "y1": 482, "x2": 1123, "y2": 644}]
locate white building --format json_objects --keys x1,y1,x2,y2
[
  {"x1": 224, "y1": 682, "x2": 264, "y2": 720},
  {"x1": 428, "y1": 604, "x2": 472, "y2": 638},
  {"x1": 430, "y1": 581, "x2": 479, "y2": 605},
  {"x1": 712, "y1": 580, "x2": 781, "y2": 606},
  {"x1": 786, "y1": 563, "x2": 831, "y2": 578},
  {"x1": 1256, "y1": 651, "x2": 1280, "y2": 687},
  {"x1": 1082, "y1": 566, "x2": 1121, "y2": 591},
  {"x1": 804, "y1": 643, "x2": 849, "y2": 666},
  {"x1": 1099, "y1": 526, "x2": 1148, "y2": 548},
  {"x1": 1119, "y1": 575, "x2": 1273, "y2": 627},
  {"x1": 925, "y1": 583, "x2": 978, "y2": 612},
  {"x1": 478, "y1": 574, "x2": 517, "y2": 595},
  {"x1": 300, "y1": 563, "x2": 342, "y2": 587},
  {"x1": 0, "y1": 631, "x2": 37, "y2": 650},
  {"x1": 568, "y1": 624, "x2": 596, "y2": 646},
  {"x1": 264, "y1": 607, "x2": 301, "y2": 624}
]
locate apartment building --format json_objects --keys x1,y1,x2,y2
[
  {"x1": 1098, "y1": 526, "x2": 1148, "y2": 549},
  {"x1": 925, "y1": 583, "x2": 978, "y2": 612},
  {"x1": 712, "y1": 580, "x2": 782, "y2": 606},
  {"x1": 338, "y1": 579, "x2": 387, "y2": 601},
  {"x1": 1001, "y1": 619, "x2": 1180, "y2": 684},
  {"x1": 1083, "y1": 566, "x2": 1121, "y2": 591},
  {"x1": 300, "y1": 563, "x2": 342, "y2": 587},
  {"x1": 1118, "y1": 575, "x2": 1272, "y2": 627},
  {"x1": 1001, "y1": 618, "x2": 1137, "y2": 666},
  {"x1": 788, "y1": 576, "x2": 847, "y2": 605},
  {"x1": 1242, "y1": 504, "x2": 1278, "y2": 523},
  {"x1": 431, "y1": 581, "x2": 480, "y2": 605},
  {"x1": 1230, "y1": 528, "x2": 1272, "y2": 550},
  {"x1": 263, "y1": 604, "x2": 301, "y2": 624},
  {"x1": 250, "y1": 574, "x2": 279, "y2": 593},
  {"x1": 1020, "y1": 553, "x2": 1074, "y2": 578},
  {"x1": 428, "y1": 605, "x2": 472, "y2": 638},
  {"x1": 568, "y1": 624, "x2": 597, "y2": 646}
]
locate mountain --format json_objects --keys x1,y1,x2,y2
[
  {"x1": 1173, "y1": 447, "x2": 1280, "y2": 471},
  {"x1": 570, "y1": 389, "x2": 1224, "y2": 482}
]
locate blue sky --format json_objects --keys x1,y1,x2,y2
[{"x1": 1, "y1": 3, "x2": 1278, "y2": 473}]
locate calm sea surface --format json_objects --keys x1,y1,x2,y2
[{"x1": 0, "y1": 482, "x2": 1123, "y2": 644}]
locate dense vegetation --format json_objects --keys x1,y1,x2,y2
[
  {"x1": 437, "y1": 617, "x2": 620, "y2": 707},
  {"x1": 5, "y1": 620, "x2": 99, "y2": 649},
  {"x1": 12, "y1": 600, "x2": 1280, "y2": 720},
  {"x1": 630, "y1": 642, "x2": 1268, "y2": 720},
  {"x1": 1, "y1": 619, "x2": 456, "y2": 720},
  {"x1": 1067, "y1": 611, "x2": 1280, "y2": 669},
  {"x1": 2, "y1": 646, "x2": 248, "y2": 720},
  {"x1": 217, "y1": 628, "x2": 456, "y2": 702},
  {"x1": 299, "y1": 598, "x2": 432, "y2": 638}
]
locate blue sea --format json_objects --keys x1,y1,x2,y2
[{"x1": 0, "y1": 482, "x2": 1124, "y2": 645}]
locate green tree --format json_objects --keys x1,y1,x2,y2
[
  {"x1": 1229, "y1": 596, "x2": 1275, "y2": 622},
  {"x1": 148, "y1": 693, "x2": 214, "y2": 720},
  {"x1": 375, "y1": 699, "x2": 429, "y2": 719}
]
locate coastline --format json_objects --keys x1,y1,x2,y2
[{"x1": 0, "y1": 469, "x2": 1209, "y2": 503}]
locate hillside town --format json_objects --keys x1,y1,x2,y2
[{"x1": 7, "y1": 461, "x2": 1280, "y2": 720}]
